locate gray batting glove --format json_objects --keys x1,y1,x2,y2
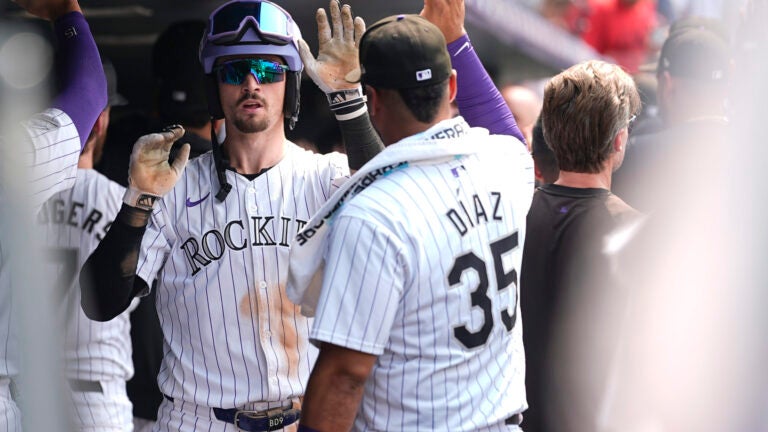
[
  {"x1": 123, "y1": 125, "x2": 190, "y2": 211},
  {"x1": 298, "y1": 0, "x2": 366, "y2": 94}
]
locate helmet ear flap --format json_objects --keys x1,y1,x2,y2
[
  {"x1": 204, "y1": 74, "x2": 225, "y2": 119},
  {"x1": 284, "y1": 70, "x2": 301, "y2": 130}
]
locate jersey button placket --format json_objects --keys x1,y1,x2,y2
[
  {"x1": 245, "y1": 185, "x2": 274, "y2": 395},
  {"x1": 259, "y1": 278, "x2": 277, "y2": 395},
  {"x1": 246, "y1": 187, "x2": 258, "y2": 213}
]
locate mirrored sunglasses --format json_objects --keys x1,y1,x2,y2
[
  {"x1": 207, "y1": 1, "x2": 294, "y2": 45},
  {"x1": 215, "y1": 58, "x2": 287, "y2": 85}
]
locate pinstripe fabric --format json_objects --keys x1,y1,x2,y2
[
  {"x1": 135, "y1": 142, "x2": 348, "y2": 413},
  {"x1": 311, "y1": 129, "x2": 534, "y2": 431},
  {"x1": 23, "y1": 109, "x2": 81, "y2": 213},
  {"x1": 67, "y1": 379, "x2": 134, "y2": 431},
  {"x1": 0, "y1": 109, "x2": 80, "y2": 431},
  {"x1": 39, "y1": 169, "x2": 135, "y2": 431}
]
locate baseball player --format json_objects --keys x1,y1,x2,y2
[
  {"x1": 38, "y1": 59, "x2": 136, "y2": 432},
  {"x1": 79, "y1": 1, "x2": 522, "y2": 430},
  {"x1": 0, "y1": 0, "x2": 107, "y2": 429},
  {"x1": 291, "y1": 14, "x2": 534, "y2": 432},
  {"x1": 80, "y1": 2, "x2": 381, "y2": 430}
]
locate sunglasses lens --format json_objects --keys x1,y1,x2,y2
[
  {"x1": 216, "y1": 59, "x2": 286, "y2": 85},
  {"x1": 209, "y1": 1, "x2": 293, "y2": 44},
  {"x1": 218, "y1": 61, "x2": 248, "y2": 85}
]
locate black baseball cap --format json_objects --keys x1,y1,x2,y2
[
  {"x1": 354, "y1": 14, "x2": 451, "y2": 89},
  {"x1": 656, "y1": 28, "x2": 730, "y2": 81}
]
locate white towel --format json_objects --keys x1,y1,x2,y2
[{"x1": 286, "y1": 117, "x2": 515, "y2": 317}]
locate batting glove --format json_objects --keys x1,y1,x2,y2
[
  {"x1": 298, "y1": 0, "x2": 367, "y2": 120},
  {"x1": 123, "y1": 125, "x2": 190, "y2": 211}
]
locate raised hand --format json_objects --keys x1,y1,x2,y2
[
  {"x1": 298, "y1": 0, "x2": 366, "y2": 92},
  {"x1": 420, "y1": 0, "x2": 467, "y2": 44},
  {"x1": 124, "y1": 125, "x2": 190, "y2": 210}
]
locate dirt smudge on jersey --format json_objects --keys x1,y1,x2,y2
[
  {"x1": 277, "y1": 283, "x2": 302, "y2": 374},
  {"x1": 239, "y1": 288, "x2": 259, "y2": 320}
]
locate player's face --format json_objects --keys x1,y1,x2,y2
[{"x1": 217, "y1": 55, "x2": 286, "y2": 135}]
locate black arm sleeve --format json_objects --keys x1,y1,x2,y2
[
  {"x1": 337, "y1": 110, "x2": 383, "y2": 171},
  {"x1": 80, "y1": 205, "x2": 150, "y2": 321}
]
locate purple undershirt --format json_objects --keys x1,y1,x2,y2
[
  {"x1": 51, "y1": 11, "x2": 107, "y2": 149},
  {"x1": 448, "y1": 34, "x2": 526, "y2": 146}
]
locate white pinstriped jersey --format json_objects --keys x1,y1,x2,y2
[
  {"x1": 310, "y1": 123, "x2": 534, "y2": 431},
  {"x1": 39, "y1": 168, "x2": 137, "y2": 382},
  {"x1": 23, "y1": 108, "x2": 82, "y2": 213},
  {"x1": 135, "y1": 142, "x2": 348, "y2": 408},
  {"x1": 0, "y1": 108, "x2": 80, "y2": 378}
]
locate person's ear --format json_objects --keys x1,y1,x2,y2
[
  {"x1": 447, "y1": 70, "x2": 458, "y2": 103},
  {"x1": 614, "y1": 126, "x2": 628, "y2": 153},
  {"x1": 365, "y1": 84, "x2": 379, "y2": 117},
  {"x1": 85, "y1": 108, "x2": 110, "y2": 146}
]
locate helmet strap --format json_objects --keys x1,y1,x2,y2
[
  {"x1": 284, "y1": 70, "x2": 301, "y2": 130},
  {"x1": 210, "y1": 122, "x2": 232, "y2": 201}
]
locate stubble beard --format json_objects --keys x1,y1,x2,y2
[
  {"x1": 232, "y1": 91, "x2": 271, "y2": 134},
  {"x1": 233, "y1": 114, "x2": 270, "y2": 134}
]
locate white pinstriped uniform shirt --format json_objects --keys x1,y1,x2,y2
[
  {"x1": 1, "y1": 108, "x2": 80, "y2": 379},
  {"x1": 136, "y1": 142, "x2": 348, "y2": 409},
  {"x1": 310, "y1": 126, "x2": 534, "y2": 431},
  {"x1": 39, "y1": 169, "x2": 137, "y2": 383}
]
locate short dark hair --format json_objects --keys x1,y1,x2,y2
[
  {"x1": 542, "y1": 60, "x2": 640, "y2": 173},
  {"x1": 396, "y1": 80, "x2": 448, "y2": 123}
]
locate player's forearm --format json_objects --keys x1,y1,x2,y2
[
  {"x1": 448, "y1": 34, "x2": 525, "y2": 144},
  {"x1": 79, "y1": 204, "x2": 149, "y2": 321},
  {"x1": 300, "y1": 344, "x2": 375, "y2": 431},
  {"x1": 300, "y1": 371, "x2": 364, "y2": 431},
  {"x1": 338, "y1": 110, "x2": 383, "y2": 171},
  {"x1": 51, "y1": 10, "x2": 107, "y2": 149}
]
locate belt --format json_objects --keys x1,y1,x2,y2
[
  {"x1": 68, "y1": 379, "x2": 103, "y2": 393},
  {"x1": 505, "y1": 413, "x2": 523, "y2": 425},
  {"x1": 163, "y1": 394, "x2": 300, "y2": 432}
]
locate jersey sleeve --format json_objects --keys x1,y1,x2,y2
[
  {"x1": 22, "y1": 108, "x2": 80, "y2": 212},
  {"x1": 135, "y1": 204, "x2": 173, "y2": 291},
  {"x1": 310, "y1": 213, "x2": 406, "y2": 355}
]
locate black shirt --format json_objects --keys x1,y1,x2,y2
[{"x1": 520, "y1": 184, "x2": 639, "y2": 432}]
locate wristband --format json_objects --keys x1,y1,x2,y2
[
  {"x1": 123, "y1": 186, "x2": 161, "y2": 211},
  {"x1": 334, "y1": 105, "x2": 367, "y2": 121},
  {"x1": 327, "y1": 86, "x2": 367, "y2": 112}
]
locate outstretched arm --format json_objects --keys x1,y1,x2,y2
[
  {"x1": 81, "y1": 126, "x2": 189, "y2": 321},
  {"x1": 15, "y1": 0, "x2": 108, "y2": 149},
  {"x1": 299, "y1": 0, "x2": 382, "y2": 171},
  {"x1": 421, "y1": 0, "x2": 526, "y2": 144}
]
